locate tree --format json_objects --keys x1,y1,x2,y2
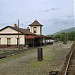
[{"x1": 54, "y1": 31, "x2": 75, "y2": 42}]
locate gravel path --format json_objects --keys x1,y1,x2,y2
[{"x1": 0, "y1": 42, "x2": 73, "y2": 75}]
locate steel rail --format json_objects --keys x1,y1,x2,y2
[{"x1": 64, "y1": 50, "x2": 73, "y2": 75}]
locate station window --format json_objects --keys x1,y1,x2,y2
[
  {"x1": 7, "y1": 38, "x2": 11, "y2": 45},
  {"x1": 33, "y1": 27, "x2": 37, "y2": 33}
]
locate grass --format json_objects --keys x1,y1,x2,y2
[{"x1": 0, "y1": 42, "x2": 73, "y2": 75}]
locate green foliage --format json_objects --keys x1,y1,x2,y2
[
  {"x1": 54, "y1": 31, "x2": 75, "y2": 41},
  {"x1": 68, "y1": 31, "x2": 75, "y2": 41}
]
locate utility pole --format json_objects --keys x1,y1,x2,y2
[{"x1": 18, "y1": 19, "x2": 20, "y2": 50}]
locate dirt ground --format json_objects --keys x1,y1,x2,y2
[{"x1": 0, "y1": 42, "x2": 73, "y2": 75}]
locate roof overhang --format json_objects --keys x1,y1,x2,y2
[{"x1": 25, "y1": 35, "x2": 44, "y2": 39}]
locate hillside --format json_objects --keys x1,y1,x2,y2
[{"x1": 54, "y1": 27, "x2": 75, "y2": 35}]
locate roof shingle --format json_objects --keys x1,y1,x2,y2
[
  {"x1": 29, "y1": 20, "x2": 43, "y2": 26},
  {"x1": 0, "y1": 26, "x2": 35, "y2": 35}
]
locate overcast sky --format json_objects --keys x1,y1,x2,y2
[{"x1": 0, "y1": 0, "x2": 74, "y2": 35}]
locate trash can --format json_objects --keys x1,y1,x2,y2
[{"x1": 37, "y1": 47, "x2": 43, "y2": 61}]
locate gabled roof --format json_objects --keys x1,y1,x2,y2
[
  {"x1": 0, "y1": 26, "x2": 35, "y2": 35},
  {"x1": 29, "y1": 20, "x2": 43, "y2": 26}
]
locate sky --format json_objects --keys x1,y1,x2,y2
[{"x1": 0, "y1": 0, "x2": 74, "y2": 35}]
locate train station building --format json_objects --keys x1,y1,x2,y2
[{"x1": 0, "y1": 20, "x2": 52, "y2": 48}]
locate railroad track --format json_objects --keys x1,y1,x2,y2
[
  {"x1": 67, "y1": 46, "x2": 75, "y2": 75},
  {"x1": 59, "y1": 42, "x2": 75, "y2": 75}
]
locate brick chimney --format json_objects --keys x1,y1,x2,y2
[{"x1": 13, "y1": 24, "x2": 17, "y2": 27}]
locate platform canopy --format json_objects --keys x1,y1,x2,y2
[
  {"x1": 25, "y1": 35, "x2": 45, "y2": 39},
  {"x1": 25, "y1": 35, "x2": 53, "y2": 39}
]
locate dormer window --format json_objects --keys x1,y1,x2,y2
[{"x1": 33, "y1": 27, "x2": 37, "y2": 33}]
